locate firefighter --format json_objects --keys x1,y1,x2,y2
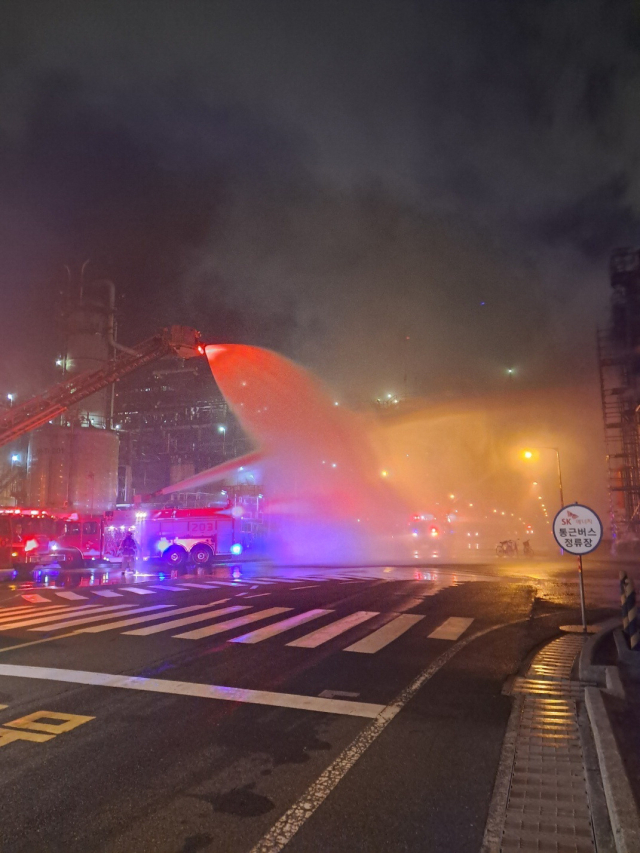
[{"x1": 120, "y1": 530, "x2": 138, "y2": 574}]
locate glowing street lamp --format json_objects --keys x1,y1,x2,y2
[{"x1": 522, "y1": 446, "x2": 565, "y2": 510}]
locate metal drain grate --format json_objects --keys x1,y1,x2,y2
[{"x1": 500, "y1": 634, "x2": 595, "y2": 853}]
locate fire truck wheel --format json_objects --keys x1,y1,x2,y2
[
  {"x1": 163, "y1": 545, "x2": 187, "y2": 567},
  {"x1": 61, "y1": 548, "x2": 84, "y2": 569},
  {"x1": 190, "y1": 544, "x2": 213, "y2": 566}
]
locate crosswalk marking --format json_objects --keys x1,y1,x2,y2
[
  {"x1": 179, "y1": 583, "x2": 221, "y2": 589},
  {"x1": 1, "y1": 605, "x2": 102, "y2": 630},
  {"x1": 205, "y1": 580, "x2": 247, "y2": 587},
  {"x1": 175, "y1": 607, "x2": 292, "y2": 640},
  {"x1": 91, "y1": 590, "x2": 123, "y2": 598},
  {"x1": 0, "y1": 603, "x2": 82, "y2": 624},
  {"x1": 120, "y1": 587, "x2": 155, "y2": 595},
  {"x1": 21, "y1": 594, "x2": 50, "y2": 604},
  {"x1": 286, "y1": 611, "x2": 379, "y2": 649},
  {"x1": 29, "y1": 605, "x2": 143, "y2": 632},
  {"x1": 291, "y1": 585, "x2": 318, "y2": 590},
  {"x1": 55, "y1": 592, "x2": 87, "y2": 601},
  {"x1": 344, "y1": 614, "x2": 425, "y2": 654},
  {"x1": 79, "y1": 605, "x2": 190, "y2": 633},
  {"x1": 244, "y1": 593, "x2": 270, "y2": 599},
  {"x1": 125, "y1": 604, "x2": 247, "y2": 636},
  {"x1": 230, "y1": 609, "x2": 333, "y2": 644},
  {"x1": 0, "y1": 604, "x2": 61, "y2": 617},
  {"x1": 428, "y1": 617, "x2": 473, "y2": 640},
  {"x1": 147, "y1": 585, "x2": 189, "y2": 592}
]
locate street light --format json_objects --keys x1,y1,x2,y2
[
  {"x1": 522, "y1": 446, "x2": 565, "y2": 510},
  {"x1": 6, "y1": 393, "x2": 14, "y2": 407}
]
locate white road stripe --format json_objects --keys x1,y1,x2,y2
[
  {"x1": 120, "y1": 587, "x2": 155, "y2": 595},
  {"x1": 0, "y1": 606, "x2": 101, "y2": 630},
  {"x1": 244, "y1": 593, "x2": 271, "y2": 599},
  {"x1": 0, "y1": 604, "x2": 60, "y2": 617},
  {"x1": 125, "y1": 604, "x2": 247, "y2": 636},
  {"x1": 344, "y1": 614, "x2": 425, "y2": 654},
  {"x1": 0, "y1": 664, "x2": 384, "y2": 718},
  {"x1": 231, "y1": 610, "x2": 333, "y2": 644},
  {"x1": 55, "y1": 591, "x2": 87, "y2": 600},
  {"x1": 91, "y1": 590, "x2": 123, "y2": 598},
  {"x1": 206, "y1": 580, "x2": 247, "y2": 587},
  {"x1": 79, "y1": 605, "x2": 186, "y2": 632},
  {"x1": 428, "y1": 616, "x2": 474, "y2": 640},
  {"x1": 175, "y1": 607, "x2": 292, "y2": 640},
  {"x1": 147, "y1": 585, "x2": 189, "y2": 592},
  {"x1": 180, "y1": 583, "x2": 222, "y2": 589},
  {"x1": 21, "y1": 594, "x2": 50, "y2": 603},
  {"x1": 287, "y1": 611, "x2": 379, "y2": 649},
  {"x1": 29, "y1": 605, "x2": 144, "y2": 632},
  {"x1": 248, "y1": 623, "x2": 504, "y2": 853},
  {"x1": 291, "y1": 586, "x2": 319, "y2": 590}
]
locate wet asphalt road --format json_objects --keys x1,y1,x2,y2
[{"x1": 0, "y1": 561, "x2": 620, "y2": 853}]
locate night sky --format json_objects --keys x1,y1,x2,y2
[{"x1": 0, "y1": 1, "x2": 637, "y2": 401}]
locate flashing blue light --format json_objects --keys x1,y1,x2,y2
[{"x1": 230, "y1": 543, "x2": 243, "y2": 555}]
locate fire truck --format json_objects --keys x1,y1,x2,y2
[
  {"x1": 133, "y1": 506, "x2": 246, "y2": 567},
  {"x1": 0, "y1": 507, "x2": 106, "y2": 569}
]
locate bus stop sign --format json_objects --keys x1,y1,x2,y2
[{"x1": 552, "y1": 504, "x2": 603, "y2": 555}]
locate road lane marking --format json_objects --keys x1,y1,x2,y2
[
  {"x1": 244, "y1": 593, "x2": 271, "y2": 599},
  {"x1": 0, "y1": 605, "x2": 72, "y2": 623},
  {"x1": 291, "y1": 585, "x2": 319, "y2": 590},
  {"x1": 0, "y1": 605, "x2": 102, "y2": 630},
  {"x1": 21, "y1": 594, "x2": 50, "y2": 604},
  {"x1": 124, "y1": 603, "x2": 243, "y2": 636},
  {"x1": 206, "y1": 581, "x2": 247, "y2": 587},
  {"x1": 428, "y1": 617, "x2": 474, "y2": 640},
  {"x1": 0, "y1": 727, "x2": 54, "y2": 745},
  {"x1": 77, "y1": 605, "x2": 188, "y2": 632},
  {"x1": 0, "y1": 605, "x2": 45, "y2": 615},
  {"x1": 54, "y1": 592, "x2": 87, "y2": 601},
  {"x1": 91, "y1": 590, "x2": 123, "y2": 598},
  {"x1": 231, "y1": 610, "x2": 333, "y2": 644},
  {"x1": 249, "y1": 620, "x2": 507, "y2": 853},
  {"x1": 286, "y1": 611, "x2": 379, "y2": 649},
  {"x1": 147, "y1": 585, "x2": 189, "y2": 592},
  {"x1": 180, "y1": 583, "x2": 222, "y2": 589},
  {"x1": 5, "y1": 710, "x2": 94, "y2": 734},
  {"x1": 0, "y1": 664, "x2": 384, "y2": 718},
  {"x1": 175, "y1": 607, "x2": 292, "y2": 640},
  {"x1": 344, "y1": 614, "x2": 425, "y2": 654},
  {"x1": 29, "y1": 605, "x2": 145, "y2": 632},
  {"x1": 120, "y1": 587, "x2": 155, "y2": 595}
]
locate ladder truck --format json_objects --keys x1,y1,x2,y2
[{"x1": 0, "y1": 327, "x2": 205, "y2": 571}]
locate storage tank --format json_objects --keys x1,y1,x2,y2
[
  {"x1": 26, "y1": 427, "x2": 72, "y2": 508},
  {"x1": 27, "y1": 426, "x2": 119, "y2": 512}
]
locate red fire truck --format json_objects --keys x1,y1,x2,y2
[
  {"x1": 135, "y1": 506, "x2": 246, "y2": 567},
  {"x1": 0, "y1": 507, "x2": 106, "y2": 569}
]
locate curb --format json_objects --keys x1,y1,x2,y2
[
  {"x1": 585, "y1": 686, "x2": 640, "y2": 853},
  {"x1": 613, "y1": 628, "x2": 640, "y2": 673},
  {"x1": 578, "y1": 617, "x2": 621, "y2": 685}
]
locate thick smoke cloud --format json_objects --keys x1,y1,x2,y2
[{"x1": 0, "y1": 0, "x2": 637, "y2": 405}]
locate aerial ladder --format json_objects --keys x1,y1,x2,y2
[{"x1": 0, "y1": 326, "x2": 204, "y2": 448}]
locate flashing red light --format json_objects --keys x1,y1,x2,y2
[
  {"x1": 197, "y1": 344, "x2": 206, "y2": 355},
  {"x1": 429, "y1": 526, "x2": 439, "y2": 537}
]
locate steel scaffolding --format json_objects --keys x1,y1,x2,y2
[{"x1": 598, "y1": 248, "x2": 640, "y2": 547}]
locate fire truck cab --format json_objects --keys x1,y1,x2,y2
[{"x1": 0, "y1": 507, "x2": 102, "y2": 569}]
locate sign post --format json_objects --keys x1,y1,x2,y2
[{"x1": 552, "y1": 503, "x2": 603, "y2": 632}]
